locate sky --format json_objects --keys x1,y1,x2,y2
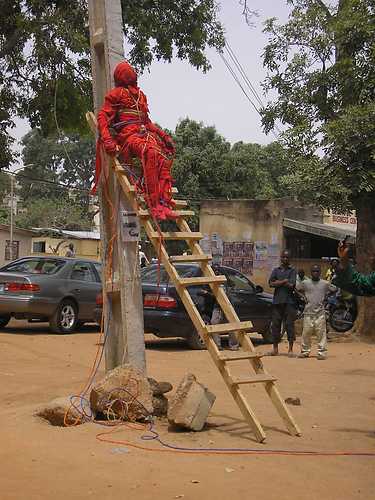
[{"x1": 11, "y1": 1, "x2": 290, "y2": 164}]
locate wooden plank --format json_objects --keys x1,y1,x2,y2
[
  {"x1": 149, "y1": 231, "x2": 203, "y2": 240},
  {"x1": 138, "y1": 208, "x2": 195, "y2": 218},
  {"x1": 105, "y1": 280, "x2": 120, "y2": 293},
  {"x1": 125, "y1": 182, "x2": 178, "y2": 194},
  {"x1": 87, "y1": 0, "x2": 146, "y2": 374},
  {"x1": 170, "y1": 254, "x2": 212, "y2": 263},
  {"x1": 230, "y1": 374, "x2": 277, "y2": 385},
  {"x1": 206, "y1": 321, "x2": 253, "y2": 335},
  {"x1": 218, "y1": 352, "x2": 264, "y2": 362},
  {"x1": 172, "y1": 199, "x2": 188, "y2": 208},
  {"x1": 178, "y1": 275, "x2": 227, "y2": 287}
]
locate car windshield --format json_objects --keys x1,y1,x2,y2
[
  {"x1": 141, "y1": 264, "x2": 199, "y2": 283},
  {"x1": 141, "y1": 267, "x2": 170, "y2": 283},
  {"x1": 0, "y1": 258, "x2": 67, "y2": 275}
]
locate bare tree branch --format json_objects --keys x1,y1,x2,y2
[
  {"x1": 239, "y1": 1, "x2": 258, "y2": 27},
  {"x1": 314, "y1": 0, "x2": 333, "y2": 18}
]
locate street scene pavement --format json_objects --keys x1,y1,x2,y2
[{"x1": 1, "y1": 320, "x2": 374, "y2": 500}]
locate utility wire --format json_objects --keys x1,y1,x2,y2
[
  {"x1": 218, "y1": 42, "x2": 282, "y2": 139},
  {"x1": 225, "y1": 42, "x2": 265, "y2": 109},
  {"x1": 219, "y1": 51, "x2": 261, "y2": 116}
]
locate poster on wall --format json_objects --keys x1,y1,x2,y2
[
  {"x1": 267, "y1": 243, "x2": 280, "y2": 270},
  {"x1": 222, "y1": 241, "x2": 254, "y2": 275},
  {"x1": 253, "y1": 241, "x2": 268, "y2": 269},
  {"x1": 199, "y1": 236, "x2": 254, "y2": 274}
]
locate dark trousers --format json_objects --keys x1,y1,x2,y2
[{"x1": 271, "y1": 303, "x2": 296, "y2": 344}]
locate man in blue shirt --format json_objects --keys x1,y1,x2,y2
[{"x1": 268, "y1": 250, "x2": 297, "y2": 357}]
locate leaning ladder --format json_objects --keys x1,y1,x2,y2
[{"x1": 87, "y1": 112, "x2": 301, "y2": 442}]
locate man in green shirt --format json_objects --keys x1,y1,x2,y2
[{"x1": 333, "y1": 241, "x2": 375, "y2": 296}]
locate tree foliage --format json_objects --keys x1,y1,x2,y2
[
  {"x1": 20, "y1": 129, "x2": 95, "y2": 210},
  {"x1": 15, "y1": 198, "x2": 92, "y2": 231},
  {"x1": 261, "y1": 0, "x2": 375, "y2": 211},
  {"x1": 172, "y1": 118, "x2": 292, "y2": 201},
  {"x1": 0, "y1": 0, "x2": 225, "y2": 168}
]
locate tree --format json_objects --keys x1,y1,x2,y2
[
  {"x1": 20, "y1": 129, "x2": 95, "y2": 211},
  {"x1": 0, "y1": 0, "x2": 225, "y2": 168},
  {"x1": 221, "y1": 141, "x2": 292, "y2": 199},
  {"x1": 172, "y1": 118, "x2": 291, "y2": 201},
  {"x1": 262, "y1": 0, "x2": 375, "y2": 338},
  {"x1": 172, "y1": 118, "x2": 231, "y2": 201},
  {"x1": 0, "y1": 171, "x2": 10, "y2": 200},
  {"x1": 15, "y1": 198, "x2": 92, "y2": 231}
]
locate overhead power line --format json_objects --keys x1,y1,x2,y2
[{"x1": 218, "y1": 41, "x2": 282, "y2": 139}]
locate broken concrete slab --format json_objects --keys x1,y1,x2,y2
[
  {"x1": 153, "y1": 394, "x2": 168, "y2": 417},
  {"x1": 148, "y1": 377, "x2": 173, "y2": 396},
  {"x1": 168, "y1": 373, "x2": 216, "y2": 431},
  {"x1": 36, "y1": 396, "x2": 92, "y2": 426},
  {"x1": 90, "y1": 364, "x2": 153, "y2": 421}
]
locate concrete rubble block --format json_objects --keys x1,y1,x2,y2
[
  {"x1": 90, "y1": 364, "x2": 153, "y2": 422},
  {"x1": 148, "y1": 377, "x2": 173, "y2": 396},
  {"x1": 153, "y1": 394, "x2": 169, "y2": 417},
  {"x1": 36, "y1": 396, "x2": 93, "y2": 427},
  {"x1": 168, "y1": 373, "x2": 216, "y2": 431}
]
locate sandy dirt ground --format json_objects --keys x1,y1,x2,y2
[{"x1": 1, "y1": 320, "x2": 374, "y2": 500}]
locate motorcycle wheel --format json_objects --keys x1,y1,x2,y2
[{"x1": 329, "y1": 307, "x2": 354, "y2": 333}]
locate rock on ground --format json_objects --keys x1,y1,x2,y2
[
  {"x1": 148, "y1": 377, "x2": 173, "y2": 396},
  {"x1": 153, "y1": 394, "x2": 168, "y2": 417},
  {"x1": 36, "y1": 396, "x2": 93, "y2": 426},
  {"x1": 168, "y1": 373, "x2": 216, "y2": 431},
  {"x1": 90, "y1": 364, "x2": 153, "y2": 421}
]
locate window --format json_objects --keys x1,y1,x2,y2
[
  {"x1": 0, "y1": 258, "x2": 66, "y2": 274},
  {"x1": 32, "y1": 241, "x2": 46, "y2": 253},
  {"x1": 225, "y1": 270, "x2": 254, "y2": 292},
  {"x1": 93, "y1": 262, "x2": 103, "y2": 281},
  {"x1": 141, "y1": 267, "x2": 170, "y2": 284},
  {"x1": 5, "y1": 240, "x2": 19, "y2": 260},
  {"x1": 70, "y1": 262, "x2": 96, "y2": 282}
]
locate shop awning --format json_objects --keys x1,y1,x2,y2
[{"x1": 283, "y1": 218, "x2": 356, "y2": 243}]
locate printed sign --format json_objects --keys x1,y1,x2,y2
[{"x1": 120, "y1": 210, "x2": 140, "y2": 242}]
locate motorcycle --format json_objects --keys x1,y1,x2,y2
[{"x1": 326, "y1": 291, "x2": 357, "y2": 333}]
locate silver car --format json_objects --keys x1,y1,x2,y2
[{"x1": 0, "y1": 256, "x2": 102, "y2": 333}]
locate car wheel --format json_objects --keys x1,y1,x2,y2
[
  {"x1": 186, "y1": 314, "x2": 209, "y2": 350},
  {"x1": 50, "y1": 300, "x2": 78, "y2": 334},
  {"x1": 0, "y1": 314, "x2": 11, "y2": 329}
]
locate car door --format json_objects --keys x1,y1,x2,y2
[
  {"x1": 221, "y1": 268, "x2": 265, "y2": 331},
  {"x1": 68, "y1": 261, "x2": 101, "y2": 319}
]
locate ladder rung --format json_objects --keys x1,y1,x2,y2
[
  {"x1": 178, "y1": 275, "x2": 226, "y2": 287},
  {"x1": 170, "y1": 254, "x2": 212, "y2": 263},
  {"x1": 126, "y1": 183, "x2": 178, "y2": 194},
  {"x1": 172, "y1": 199, "x2": 188, "y2": 208},
  {"x1": 218, "y1": 351, "x2": 263, "y2": 362},
  {"x1": 138, "y1": 209, "x2": 195, "y2": 218},
  {"x1": 149, "y1": 231, "x2": 203, "y2": 240},
  {"x1": 206, "y1": 321, "x2": 253, "y2": 335},
  {"x1": 230, "y1": 374, "x2": 277, "y2": 385}
]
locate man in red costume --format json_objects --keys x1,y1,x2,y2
[{"x1": 95, "y1": 60, "x2": 177, "y2": 220}]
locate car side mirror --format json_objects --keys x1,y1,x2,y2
[{"x1": 255, "y1": 285, "x2": 263, "y2": 294}]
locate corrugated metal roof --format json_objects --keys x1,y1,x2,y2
[
  {"x1": 283, "y1": 218, "x2": 356, "y2": 243},
  {"x1": 32, "y1": 228, "x2": 101, "y2": 240}
]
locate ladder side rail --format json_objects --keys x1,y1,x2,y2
[
  {"x1": 175, "y1": 219, "x2": 301, "y2": 437},
  {"x1": 107, "y1": 147, "x2": 301, "y2": 439}
]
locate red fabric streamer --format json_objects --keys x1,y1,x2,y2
[{"x1": 92, "y1": 60, "x2": 176, "y2": 220}]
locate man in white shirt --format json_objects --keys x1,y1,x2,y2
[{"x1": 297, "y1": 265, "x2": 336, "y2": 360}]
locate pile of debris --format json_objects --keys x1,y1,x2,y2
[{"x1": 36, "y1": 365, "x2": 215, "y2": 432}]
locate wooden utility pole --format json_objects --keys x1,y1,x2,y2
[{"x1": 87, "y1": 0, "x2": 146, "y2": 373}]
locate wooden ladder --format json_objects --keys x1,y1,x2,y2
[{"x1": 87, "y1": 112, "x2": 301, "y2": 442}]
